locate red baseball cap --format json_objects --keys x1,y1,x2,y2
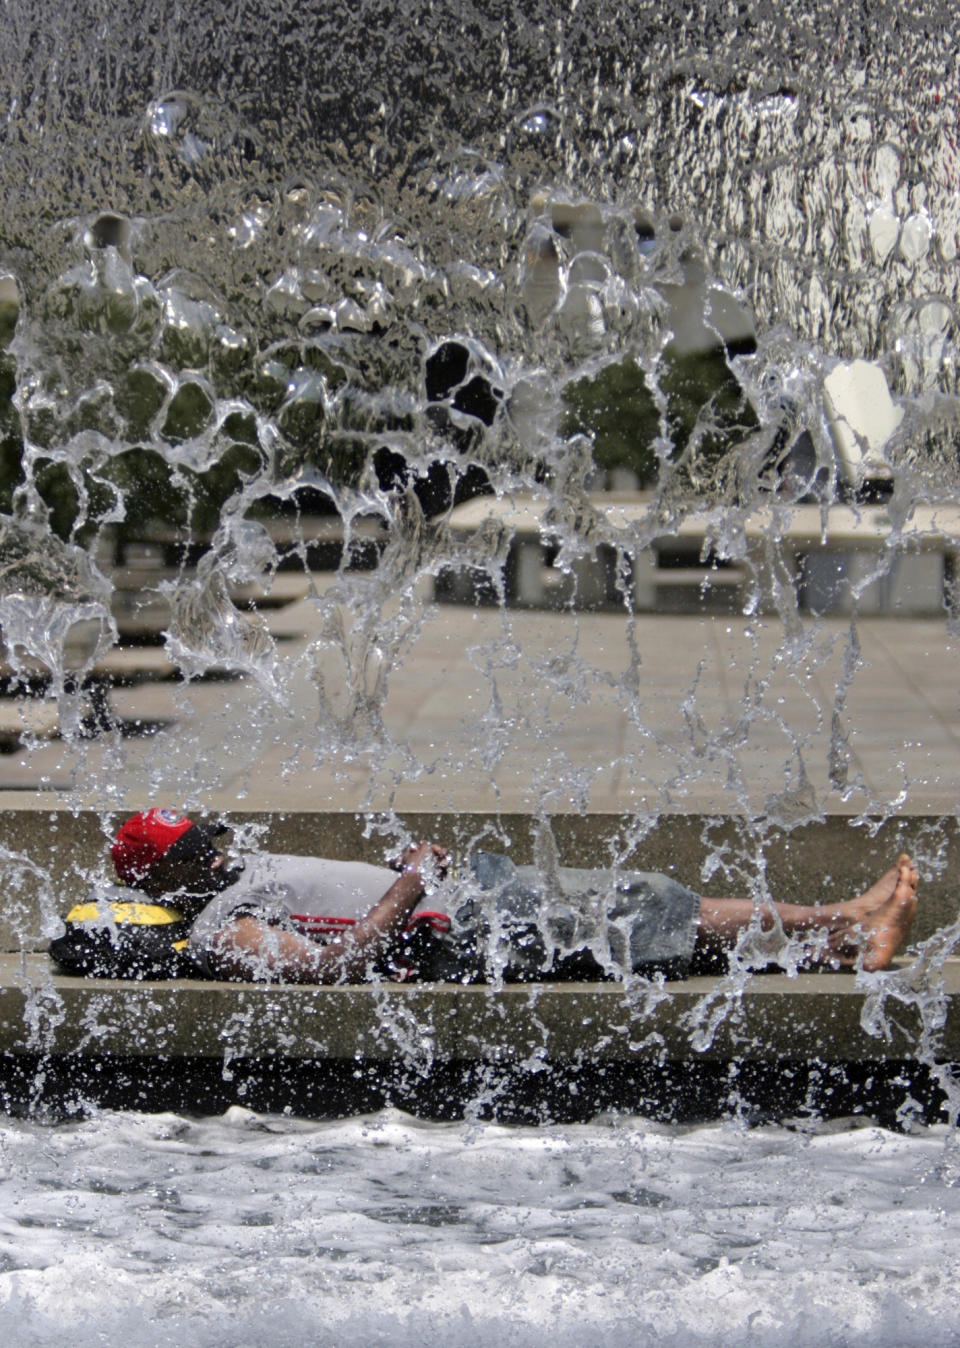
[{"x1": 112, "y1": 809, "x2": 225, "y2": 886}]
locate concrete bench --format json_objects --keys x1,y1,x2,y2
[{"x1": 436, "y1": 493, "x2": 960, "y2": 615}]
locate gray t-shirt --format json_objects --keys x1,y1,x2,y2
[
  {"x1": 187, "y1": 853, "x2": 399, "y2": 956},
  {"x1": 186, "y1": 851, "x2": 701, "y2": 981}
]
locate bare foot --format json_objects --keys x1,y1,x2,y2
[{"x1": 825, "y1": 854, "x2": 918, "y2": 971}]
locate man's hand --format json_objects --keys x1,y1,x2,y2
[{"x1": 390, "y1": 841, "x2": 453, "y2": 884}]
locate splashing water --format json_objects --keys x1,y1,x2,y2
[
  {"x1": 1, "y1": 1107, "x2": 960, "y2": 1348},
  {"x1": 0, "y1": 2, "x2": 959, "y2": 1339},
  {"x1": 0, "y1": 0, "x2": 956, "y2": 1041},
  {"x1": 0, "y1": 1, "x2": 956, "y2": 818}
]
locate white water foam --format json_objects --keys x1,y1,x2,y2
[{"x1": 0, "y1": 1108, "x2": 958, "y2": 1346}]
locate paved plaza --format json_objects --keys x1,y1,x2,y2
[{"x1": 0, "y1": 577, "x2": 957, "y2": 819}]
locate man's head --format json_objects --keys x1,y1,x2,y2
[{"x1": 112, "y1": 809, "x2": 237, "y2": 903}]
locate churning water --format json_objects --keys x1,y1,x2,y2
[
  {"x1": 2, "y1": 1, "x2": 960, "y2": 1342},
  {"x1": 2, "y1": 1107, "x2": 960, "y2": 1348}
]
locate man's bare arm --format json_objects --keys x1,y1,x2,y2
[{"x1": 210, "y1": 841, "x2": 449, "y2": 983}]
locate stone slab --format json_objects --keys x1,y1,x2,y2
[
  {"x1": 0, "y1": 607, "x2": 957, "y2": 816},
  {"x1": 2, "y1": 954, "x2": 954, "y2": 1065}
]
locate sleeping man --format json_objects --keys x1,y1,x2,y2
[{"x1": 106, "y1": 809, "x2": 920, "y2": 985}]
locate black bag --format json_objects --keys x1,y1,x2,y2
[{"x1": 49, "y1": 885, "x2": 202, "y2": 980}]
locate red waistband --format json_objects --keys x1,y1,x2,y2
[{"x1": 290, "y1": 910, "x2": 451, "y2": 936}]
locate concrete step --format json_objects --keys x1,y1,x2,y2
[
  {"x1": 109, "y1": 571, "x2": 311, "y2": 606},
  {"x1": 3, "y1": 955, "x2": 953, "y2": 1065},
  {"x1": 0, "y1": 699, "x2": 60, "y2": 749},
  {"x1": 124, "y1": 515, "x2": 388, "y2": 570}
]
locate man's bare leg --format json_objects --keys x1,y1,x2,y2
[{"x1": 696, "y1": 855, "x2": 918, "y2": 972}]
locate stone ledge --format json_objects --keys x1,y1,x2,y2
[
  {"x1": 3, "y1": 955, "x2": 955, "y2": 1065},
  {"x1": 0, "y1": 809, "x2": 955, "y2": 950}
]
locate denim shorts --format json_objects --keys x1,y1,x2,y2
[{"x1": 421, "y1": 852, "x2": 702, "y2": 983}]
